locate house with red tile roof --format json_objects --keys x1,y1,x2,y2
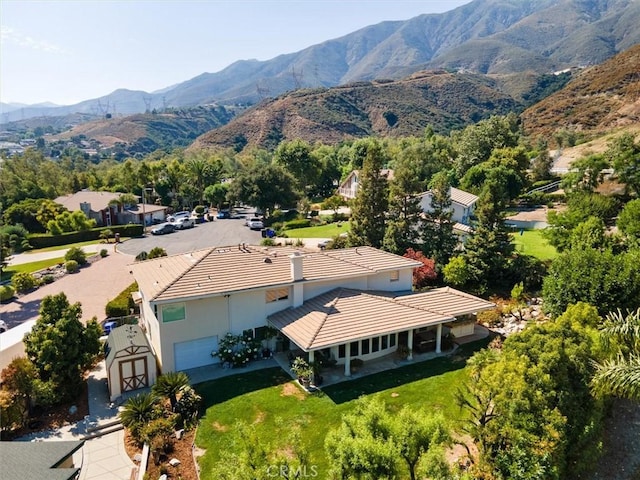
[{"x1": 130, "y1": 245, "x2": 493, "y2": 376}]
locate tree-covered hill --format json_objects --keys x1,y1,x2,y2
[{"x1": 191, "y1": 70, "x2": 521, "y2": 151}]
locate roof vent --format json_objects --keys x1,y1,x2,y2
[{"x1": 263, "y1": 257, "x2": 272, "y2": 264}]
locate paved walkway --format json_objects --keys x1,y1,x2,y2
[{"x1": 16, "y1": 362, "x2": 137, "y2": 480}]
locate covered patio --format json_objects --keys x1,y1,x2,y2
[{"x1": 268, "y1": 286, "x2": 494, "y2": 379}]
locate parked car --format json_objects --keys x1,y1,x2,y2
[
  {"x1": 0, "y1": 320, "x2": 8, "y2": 333},
  {"x1": 217, "y1": 210, "x2": 231, "y2": 219},
  {"x1": 247, "y1": 217, "x2": 264, "y2": 230},
  {"x1": 151, "y1": 223, "x2": 175, "y2": 235},
  {"x1": 172, "y1": 217, "x2": 195, "y2": 230},
  {"x1": 167, "y1": 211, "x2": 191, "y2": 223}
]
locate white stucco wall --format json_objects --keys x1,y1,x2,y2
[
  {"x1": 366, "y1": 269, "x2": 413, "y2": 291},
  {"x1": 303, "y1": 276, "x2": 369, "y2": 301}
]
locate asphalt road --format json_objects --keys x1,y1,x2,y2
[{"x1": 117, "y1": 216, "x2": 264, "y2": 256}]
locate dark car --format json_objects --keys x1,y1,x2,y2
[
  {"x1": 150, "y1": 223, "x2": 175, "y2": 235},
  {"x1": 216, "y1": 210, "x2": 231, "y2": 219}
]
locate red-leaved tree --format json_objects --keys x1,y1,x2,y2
[{"x1": 403, "y1": 248, "x2": 437, "y2": 289}]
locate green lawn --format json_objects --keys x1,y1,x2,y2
[
  {"x1": 283, "y1": 222, "x2": 350, "y2": 239},
  {"x1": 511, "y1": 229, "x2": 557, "y2": 261},
  {"x1": 23, "y1": 239, "x2": 102, "y2": 254},
  {"x1": 194, "y1": 338, "x2": 488, "y2": 479},
  {"x1": 1, "y1": 257, "x2": 65, "y2": 282}
]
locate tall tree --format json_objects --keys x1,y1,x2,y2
[
  {"x1": 23, "y1": 293, "x2": 102, "y2": 400},
  {"x1": 349, "y1": 140, "x2": 389, "y2": 248},
  {"x1": 274, "y1": 139, "x2": 320, "y2": 194},
  {"x1": 227, "y1": 163, "x2": 298, "y2": 217},
  {"x1": 607, "y1": 133, "x2": 640, "y2": 196},
  {"x1": 383, "y1": 151, "x2": 423, "y2": 254},
  {"x1": 420, "y1": 172, "x2": 457, "y2": 267}
]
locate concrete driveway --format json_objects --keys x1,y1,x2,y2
[{"x1": 117, "y1": 216, "x2": 263, "y2": 256}]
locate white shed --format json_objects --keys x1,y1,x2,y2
[{"x1": 106, "y1": 324, "x2": 156, "y2": 402}]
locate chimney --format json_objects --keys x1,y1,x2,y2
[{"x1": 289, "y1": 252, "x2": 303, "y2": 282}]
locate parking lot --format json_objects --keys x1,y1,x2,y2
[{"x1": 117, "y1": 215, "x2": 263, "y2": 256}]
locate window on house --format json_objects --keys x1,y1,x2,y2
[
  {"x1": 350, "y1": 341, "x2": 359, "y2": 357},
  {"x1": 390, "y1": 333, "x2": 396, "y2": 347},
  {"x1": 361, "y1": 339, "x2": 370, "y2": 355},
  {"x1": 390, "y1": 270, "x2": 399, "y2": 282},
  {"x1": 266, "y1": 287, "x2": 289, "y2": 303},
  {"x1": 338, "y1": 344, "x2": 345, "y2": 358},
  {"x1": 372, "y1": 337, "x2": 379, "y2": 352},
  {"x1": 382, "y1": 335, "x2": 388, "y2": 350},
  {"x1": 162, "y1": 303, "x2": 185, "y2": 323}
]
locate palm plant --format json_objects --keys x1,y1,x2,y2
[
  {"x1": 119, "y1": 392, "x2": 160, "y2": 441},
  {"x1": 592, "y1": 309, "x2": 640, "y2": 400},
  {"x1": 152, "y1": 371, "x2": 190, "y2": 410}
]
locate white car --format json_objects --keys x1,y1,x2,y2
[
  {"x1": 247, "y1": 217, "x2": 264, "y2": 230},
  {"x1": 172, "y1": 217, "x2": 195, "y2": 230},
  {"x1": 166, "y1": 211, "x2": 191, "y2": 223},
  {"x1": 0, "y1": 320, "x2": 8, "y2": 333}
]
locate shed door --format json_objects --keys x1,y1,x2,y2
[
  {"x1": 174, "y1": 336, "x2": 219, "y2": 371},
  {"x1": 119, "y1": 356, "x2": 148, "y2": 393}
]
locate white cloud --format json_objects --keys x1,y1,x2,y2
[{"x1": 1, "y1": 25, "x2": 65, "y2": 53}]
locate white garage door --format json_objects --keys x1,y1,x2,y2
[{"x1": 174, "y1": 336, "x2": 219, "y2": 371}]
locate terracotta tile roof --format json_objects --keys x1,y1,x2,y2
[
  {"x1": 394, "y1": 287, "x2": 494, "y2": 317},
  {"x1": 54, "y1": 190, "x2": 122, "y2": 212},
  {"x1": 130, "y1": 245, "x2": 422, "y2": 303},
  {"x1": 268, "y1": 288, "x2": 453, "y2": 350}
]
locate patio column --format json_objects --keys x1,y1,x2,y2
[
  {"x1": 344, "y1": 343, "x2": 351, "y2": 377},
  {"x1": 308, "y1": 350, "x2": 315, "y2": 383},
  {"x1": 407, "y1": 329, "x2": 413, "y2": 360},
  {"x1": 436, "y1": 324, "x2": 443, "y2": 353}
]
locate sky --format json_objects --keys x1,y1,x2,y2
[{"x1": 1, "y1": 0, "x2": 472, "y2": 106}]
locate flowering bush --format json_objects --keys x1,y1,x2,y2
[{"x1": 212, "y1": 332, "x2": 262, "y2": 367}]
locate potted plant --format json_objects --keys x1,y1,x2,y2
[{"x1": 290, "y1": 357, "x2": 313, "y2": 388}]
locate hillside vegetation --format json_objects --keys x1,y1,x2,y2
[
  {"x1": 191, "y1": 70, "x2": 520, "y2": 151},
  {"x1": 522, "y1": 44, "x2": 640, "y2": 141}
]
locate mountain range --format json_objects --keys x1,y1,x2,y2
[{"x1": 2, "y1": 0, "x2": 639, "y2": 124}]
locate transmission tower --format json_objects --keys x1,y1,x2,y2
[
  {"x1": 143, "y1": 96, "x2": 152, "y2": 113},
  {"x1": 162, "y1": 96, "x2": 167, "y2": 112},
  {"x1": 256, "y1": 81, "x2": 271, "y2": 100},
  {"x1": 290, "y1": 66, "x2": 303, "y2": 90}
]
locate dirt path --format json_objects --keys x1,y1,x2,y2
[{"x1": 1, "y1": 250, "x2": 135, "y2": 327}]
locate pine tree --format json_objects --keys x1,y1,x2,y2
[
  {"x1": 420, "y1": 172, "x2": 457, "y2": 267},
  {"x1": 349, "y1": 140, "x2": 389, "y2": 248}
]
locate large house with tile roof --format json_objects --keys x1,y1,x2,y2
[{"x1": 130, "y1": 245, "x2": 493, "y2": 376}]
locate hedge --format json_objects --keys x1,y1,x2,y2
[
  {"x1": 0, "y1": 285, "x2": 15, "y2": 302},
  {"x1": 283, "y1": 219, "x2": 311, "y2": 230},
  {"x1": 28, "y1": 224, "x2": 143, "y2": 249},
  {"x1": 105, "y1": 282, "x2": 139, "y2": 318}
]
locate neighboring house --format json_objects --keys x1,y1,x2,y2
[
  {"x1": 118, "y1": 203, "x2": 168, "y2": 226},
  {"x1": 337, "y1": 169, "x2": 394, "y2": 200},
  {"x1": 417, "y1": 187, "x2": 478, "y2": 226},
  {"x1": 54, "y1": 189, "x2": 167, "y2": 226},
  {"x1": 1, "y1": 440, "x2": 84, "y2": 480},
  {"x1": 106, "y1": 324, "x2": 157, "y2": 402},
  {"x1": 130, "y1": 245, "x2": 493, "y2": 377},
  {"x1": 54, "y1": 190, "x2": 122, "y2": 227}
]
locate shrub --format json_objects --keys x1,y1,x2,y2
[
  {"x1": 135, "y1": 251, "x2": 148, "y2": 261},
  {"x1": 28, "y1": 224, "x2": 143, "y2": 249},
  {"x1": 477, "y1": 307, "x2": 503, "y2": 326},
  {"x1": 65, "y1": 260, "x2": 79, "y2": 273},
  {"x1": 64, "y1": 247, "x2": 87, "y2": 265},
  {"x1": 0, "y1": 284, "x2": 15, "y2": 302},
  {"x1": 283, "y1": 219, "x2": 311, "y2": 230},
  {"x1": 105, "y1": 282, "x2": 139, "y2": 318},
  {"x1": 100, "y1": 249, "x2": 108, "y2": 258},
  {"x1": 41, "y1": 275, "x2": 55, "y2": 285},
  {"x1": 12, "y1": 272, "x2": 37, "y2": 293},
  {"x1": 147, "y1": 247, "x2": 167, "y2": 259},
  {"x1": 260, "y1": 238, "x2": 276, "y2": 246}
]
